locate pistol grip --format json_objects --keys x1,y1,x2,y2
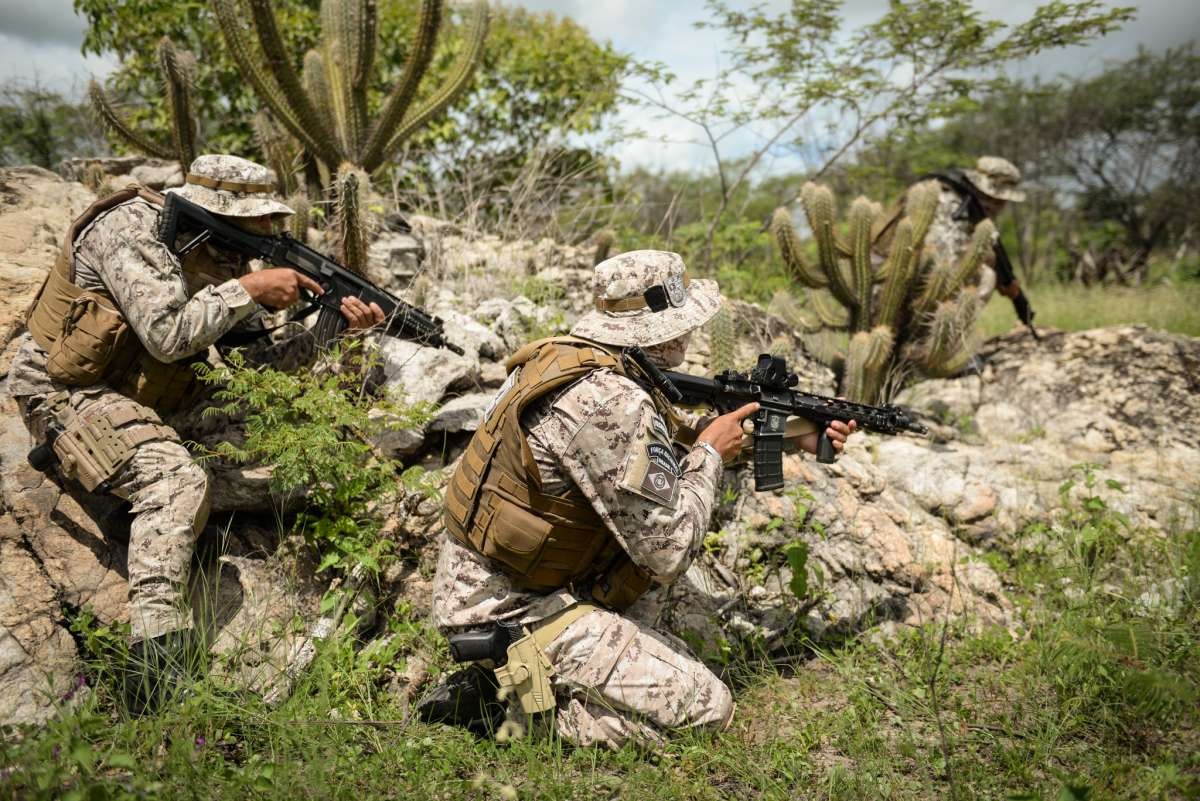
[{"x1": 817, "y1": 428, "x2": 837, "y2": 464}]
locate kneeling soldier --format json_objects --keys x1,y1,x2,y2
[
  {"x1": 426, "y1": 250, "x2": 855, "y2": 748},
  {"x1": 6, "y1": 155, "x2": 383, "y2": 713}
]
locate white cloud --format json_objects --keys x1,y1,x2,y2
[
  {"x1": 0, "y1": 1, "x2": 87, "y2": 46},
  {"x1": 0, "y1": 34, "x2": 116, "y2": 95}
]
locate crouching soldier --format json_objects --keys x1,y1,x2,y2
[
  {"x1": 5, "y1": 155, "x2": 383, "y2": 713},
  {"x1": 422, "y1": 250, "x2": 856, "y2": 749}
]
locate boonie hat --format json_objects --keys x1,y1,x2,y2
[
  {"x1": 964, "y1": 156, "x2": 1026, "y2": 203},
  {"x1": 166, "y1": 154, "x2": 294, "y2": 218},
  {"x1": 570, "y1": 250, "x2": 722, "y2": 347}
]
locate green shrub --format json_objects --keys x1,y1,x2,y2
[{"x1": 195, "y1": 342, "x2": 437, "y2": 577}]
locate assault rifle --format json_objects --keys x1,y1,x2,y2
[
  {"x1": 628, "y1": 350, "x2": 928, "y2": 491},
  {"x1": 157, "y1": 192, "x2": 462, "y2": 353}
]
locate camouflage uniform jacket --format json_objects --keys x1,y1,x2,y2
[
  {"x1": 433, "y1": 367, "x2": 724, "y2": 631},
  {"x1": 924, "y1": 184, "x2": 998, "y2": 300},
  {"x1": 8, "y1": 195, "x2": 314, "y2": 400}
]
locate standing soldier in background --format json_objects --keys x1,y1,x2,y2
[
  {"x1": 880, "y1": 155, "x2": 1037, "y2": 336},
  {"x1": 422, "y1": 250, "x2": 856, "y2": 749},
  {"x1": 5, "y1": 155, "x2": 383, "y2": 714}
]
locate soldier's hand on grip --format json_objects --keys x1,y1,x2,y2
[
  {"x1": 340, "y1": 295, "x2": 386, "y2": 331},
  {"x1": 697, "y1": 402, "x2": 759, "y2": 463},
  {"x1": 239, "y1": 268, "x2": 324, "y2": 310}
]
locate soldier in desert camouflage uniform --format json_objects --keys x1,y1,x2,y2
[
  {"x1": 425, "y1": 250, "x2": 856, "y2": 749},
  {"x1": 6, "y1": 154, "x2": 383, "y2": 712},
  {"x1": 920, "y1": 156, "x2": 1028, "y2": 304}
]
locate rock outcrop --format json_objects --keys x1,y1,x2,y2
[{"x1": 879, "y1": 326, "x2": 1200, "y2": 546}]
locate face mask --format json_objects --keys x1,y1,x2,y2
[{"x1": 641, "y1": 332, "x2": 691, "y2": 369}]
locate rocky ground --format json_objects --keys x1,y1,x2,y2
[{"x1": 0, "y1": 162, "x2": 1196, "y2": 726}]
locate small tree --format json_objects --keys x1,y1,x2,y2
[
  {"x1": 772, "y1": 180, "x2": 994, "y2": 402},
  {"x1": 629, "y1": 0, "x2": 1134, "y2": 270}
]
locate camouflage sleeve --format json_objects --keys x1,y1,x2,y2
[
  {"x1": 552, "y1": 379, "x2": 724, "y2": 584},
  {"x1": 79, "y1": 201, "x2": 259, "y2": 363}
]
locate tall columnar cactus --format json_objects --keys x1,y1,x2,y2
[
  {"x1": 89, "y1": 37, "x2": 198, "y2": 175},
  {"x1": 334, "y1": 163, "x2": 371, "y2": 272},
  {"x1": 212, "y1": 0, "x2": 489, "y2": 273},
  {"x1": 253, "y1": 110, "x2": 302, "y2": 196},
  {"x1": 771, "y1": 180, "x2": 996, "y2": 403},
  {"x1": 706, "y1": 305, "x2": 737, "y2": 376}
]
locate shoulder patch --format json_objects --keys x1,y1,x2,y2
[{"x1": 617, "y1": 407, "x2": 682, "y2": 507}]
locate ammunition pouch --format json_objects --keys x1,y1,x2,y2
[
  {"x1": 113, "y1": 353, "x2": 207, "y2": 416},
  {"x1": 589, "y1": 553, "x2": 653, "y2": 611},
  {"x1": 52, "y1": 405, "x2": 178, "y2": 492},
  {"x1": 45, "y1": 291, "x2": 135, "y2": 386}
]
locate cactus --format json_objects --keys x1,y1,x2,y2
[
  {"x1": 89, "y1": 37, "x2": 198, "y2": 174},
  {"x1": 253, "y1": 111, "x2": 302, "y2": 195},
  {"x1": 844, "y1": 326, "x2": 893, "y2": 404},
  {"x1": 334, "y1": 163, "x2": 372, "y2": 273},
  {"x1": 287, "y1": 193, "x2": 312, "y2": 243},
  {"x1": 707, "y1": 305, "x2": 737, "y2": 376},
  {"x1": 212, "y1": 0, "x2": 489, "y2": 275},
  {"x1": 591, "y1": 228, "x2": 617, "y2": 266},
  {"x1": 770, "y1": 207, "x2": 826, "y2": 289},
  {"x1": 773, "y1": 178, "x2": 994, "y2": 403}
]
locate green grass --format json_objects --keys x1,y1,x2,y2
[
  {"x1": 2, "y1": 487, "x2": 1196, "y2": 801},
  {"x1": 978, "y1": 280, "x2": 1200, "y2": 339}
]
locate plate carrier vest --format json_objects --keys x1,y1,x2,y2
[{"x1": 443, "y1": 337, "x2": 672, "y2": 611}]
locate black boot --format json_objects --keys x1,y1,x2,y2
[
  {"x1": 122, "y1": 630, "x2": 196, "y2": 716},
  {"x1": 415, "y1": 664, "x2": 506, "y2": 735}
]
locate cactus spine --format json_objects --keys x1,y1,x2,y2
[
  {"x1": 773, "y1": 177, "x2": 993, "y2": 403},
  {"x1": 88, "y1": 37, "x2": 198, "y2": 173},
  {"x1": 212, "y1": 0, "x2": 490, "y2": 274}
]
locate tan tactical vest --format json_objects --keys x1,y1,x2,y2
[
  {"x1": 25, "y1": 186, "x2": 236, "y2": 414},
  {"x1": 443, "y1": 337, "x2": 665, "y2": 611}
]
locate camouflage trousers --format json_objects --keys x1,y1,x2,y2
[
  {"x1": 537, "y1": 606, "x2": 734, "y2": 749},
  {"x1": 18, "y1": 387, "x2": 211, "y2": 643}
]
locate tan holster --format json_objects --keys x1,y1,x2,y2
[{"x1": 494, "y1": 602, "x2": 597, "y2": 715}]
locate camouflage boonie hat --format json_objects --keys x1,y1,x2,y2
[
  {"x1": 570, "y1": 250, "x2": 722, "y2": 347},
  {"x1": 964, "y1": 156, "x2": 1026, "y2": 203},
  {"x1": 165, "y1": 154, "x2": 293, "y2": 218}
]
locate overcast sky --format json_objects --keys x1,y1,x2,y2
[{"x1": 1, "y1": 1, "x2": 1197, "y2": 171}]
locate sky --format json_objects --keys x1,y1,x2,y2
[{"x1": 1, "y1": 0, "x2": 1197, "y2": 172}]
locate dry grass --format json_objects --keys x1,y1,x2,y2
[{"x1": 978, "y1": 281, "x2": 1200, "y2": 339}]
